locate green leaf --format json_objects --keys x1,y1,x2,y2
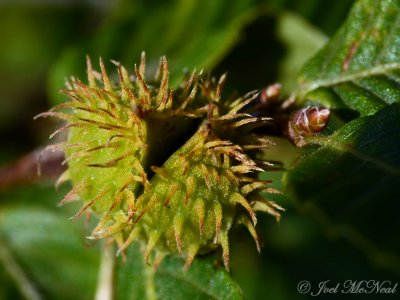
[
  {"x1": 297, "y1": 0, "x2": 400, "y2": 116},
  {"x1": 0, "y1": 185, "x2": 100, "y2": 300},
  {"x1": 284, "y1": 103, "x2": 400, "y2": 273},
  {"x1": 116, "y1": 243, "x2": 244, "y2": 300}
]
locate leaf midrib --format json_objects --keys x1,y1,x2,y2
[{"x1": 299, "y1": 62, "x2": 400, "y2": 95}]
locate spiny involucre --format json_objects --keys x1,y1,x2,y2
[{"x1": 38, "y1": 52, "x2": 284, "y2": 271}]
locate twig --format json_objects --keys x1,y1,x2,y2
[{"x1": 0, "y1": 147, "x2": 65, "y2": 191}]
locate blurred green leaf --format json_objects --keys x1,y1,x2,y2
[
  {"x1": 116, "y1": 242, "x2": 244, "y2": 300},
  {"x1": 0, "y1": 185, "x2": 99, "y2": 300},
  {"x1": 297, "y1": 0, "x2": 400, "y2": 116},
  {"x1": 271, "y1": 0, "x2": 355, "y2": 35},
  {"x1": 48, "y1": 0, "x2": 265, "y2": 105},
  {"x1": 277, "y1": 12, "x2": 327, "y2": 94},
  {"x1": 284, "y1": 104, "x2": 400, "y2": 273},
  {"x1": 0, "y1": 5, "x2": 94, "y2": 130}
]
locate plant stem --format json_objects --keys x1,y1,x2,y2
[
  {"x1": 145, "y1": 262, "x2": 157, "y2": 300},
  {"x1": 0, "y1": 242, "x2": 42, "y2": 300},
  {"x1": 95, "y1": 241, "x2": 115, "y2": 300},
  {"x1": 0, "y1": 147, "x2": 65, "y2": 191}
]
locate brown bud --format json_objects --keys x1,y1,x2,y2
[
  {"x1": 288, "y1": 106, "x2": 330, "y2": 147},
  {"x1": 258, "y1": 83, "x2": 281, "y2": 107}
]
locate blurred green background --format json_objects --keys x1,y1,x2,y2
[{"x1": 1, "y1": 0, "x2": 399, "y2": 299}]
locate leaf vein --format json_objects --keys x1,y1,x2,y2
[{"x1": 350, "y1": 80, "x2": 390, "y2": 105}]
